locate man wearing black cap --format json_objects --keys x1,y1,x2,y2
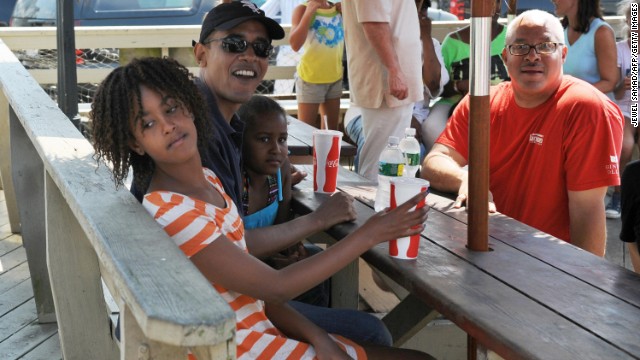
[{"x1": 190, "y1": 0, "x2": 394, "y2": 347}]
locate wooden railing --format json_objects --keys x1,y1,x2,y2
[
  {"x1": 0, "y1": 39, "x2": 235, "y2": 359},
  {"x1": 0, "y1": 17, "x2": 625, "y2": 88}
]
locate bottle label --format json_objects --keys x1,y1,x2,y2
[
  {"x1": 379, "y1": 162, "x2": 404, "y2": 176},
  {"x1": 404, "y1": 153, "x2": 420, "y2": 166}
]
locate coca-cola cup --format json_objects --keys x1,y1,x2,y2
[
  {"x1": 313, "y1": 129, "x2": 342, "y2": 193},
  {"x1": 388, "y1": 177, "x2": 430, "y2": 259}
]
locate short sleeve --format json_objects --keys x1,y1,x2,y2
[
  {"x1": 352, "y1": 0, "x2": 391, "y2": 22},
  {"x1": 562, "y1": 93, "x2": 623, "y2": 191},
  {"x1": 143, "y1": 192, "x2": 223, "y2": 258},
  {"x1": 435, "y1": 94, "x2": 471, "y2": 161}
]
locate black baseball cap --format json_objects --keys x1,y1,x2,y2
[{"x1": 196, "y1": 1, "x2": 285, "y2": 45}]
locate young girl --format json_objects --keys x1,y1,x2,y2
[
  {"x1": 289, "y1": 0, "x2": 344, "y2": 130},
  {"x1": 90, "y1": 57, "x2": 432, "y2": 359}
]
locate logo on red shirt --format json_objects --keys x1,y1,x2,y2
[{"x1": 529, "y1": 133, "x2": 544, "y2": 145}]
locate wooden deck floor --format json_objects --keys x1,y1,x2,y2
[
  {"x1": 0, "y1": 187, "x2": 632, "y2": 360},
  {"x1": 0, "y1": 191, "x2": 61, "y2": 360}
]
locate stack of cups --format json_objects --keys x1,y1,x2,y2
[
  {"x1": 388, "y1": 177, "x2": 430, "y2": 259},
  {"x1": 313, "y1": 130, "x2": 343, "y2": 193}
]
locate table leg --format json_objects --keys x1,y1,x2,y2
[{"x1": 382, "y1": 293, "x2": 439, "y2": 346}]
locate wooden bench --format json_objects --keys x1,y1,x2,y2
[
  {"x1": 0, "y1": 40, "x2": 235, "y2": 359},
  {"x1": 291, "y1": 164, "x2": 640, "y2": 359}
]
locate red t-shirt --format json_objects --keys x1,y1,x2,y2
[{"x1": 437, "y1": 76, "x2": 623, "y2": 242}]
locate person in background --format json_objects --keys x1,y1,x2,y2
[
  {"x1": 421, "y1": 0, "x2": 508, "y2": 153},
  {"x1": 342, "y1": 0, "x2": 424, "y2": 182},
  {"x1": 344, "y1": 0, "x2": 448, "y2": 173},
  {"x1": 620, "y1": 160, "x2": 640, "y2": 273},
  {"x1": 289, "y1": 0, "x2": 344, "y2": 130},
  {"x1": 421, "y1": 9, "x2": 624, "y2": 257},
  {"x1": 90, "y1": 57, "x2": 433, "y2": 359},
  {"x1": 261, "y1": 0, "x2": 304, "y2": 94},
  {"x1": 554, "y1": 0, "x2": 618, "y2": 97},
  {"x1": 605, "y1": 0, "x2": 637, "y2": 219}
]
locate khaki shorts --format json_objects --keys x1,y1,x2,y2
[{"x1": 295, "y1": 76, "x2": 343, "y2": 103}]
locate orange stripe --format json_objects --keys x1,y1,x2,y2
[
  {"x1": 179, "y1": 221, "x2": 217, "y2": 257},
  {"x1": 256, "y1": 336, "x2": 286, "y2": 360},
  {"x1": 163, "y1": 208, "x2": 202, "y2": 236},
  {"x1": 333, "y1": 335, "x2": 367, "y2": 359},
  {"x1": 238, "y1": 311, "x2": 270, "y2": 330},
  {"x1": 228, "y1": 294, "x2": 258, "y2": 311},
  {"x1": 286, "y1": 342, "x2": 309, "y2": 359},
  {"x1": 237, "y1": 331, "x2": 263, "y2": 358}
]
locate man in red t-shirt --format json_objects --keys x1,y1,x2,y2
[{"x1": 421, "y1": 10, "x2": 623, "y2": 256}]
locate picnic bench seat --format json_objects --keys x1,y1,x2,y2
[{"x1": 0, "y1": 39, "x2": 236, "y2": 359}]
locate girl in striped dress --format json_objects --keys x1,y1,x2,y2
[{"x1": 91, "y1": 57, "x2": 432, "y2": 360}]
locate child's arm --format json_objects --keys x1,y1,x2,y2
[
  {"x1": 289, "y1": 2, "x2": 321, "y2": 52},
  {"x1": 265, "y1": 302, "x2": 351, "y2": 359},
  {"x1": 191, "y1": 191, "x2": 428, "y2": 303}
]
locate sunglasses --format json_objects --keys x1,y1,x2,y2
[{"x1": 203, "y1": 35, "x2": 274, "y2": 58}]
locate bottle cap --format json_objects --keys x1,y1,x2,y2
[
  {"x1": 405, "y1": 128, "x2": 416, "y2": 136},
  {"x1": 388, "y1": 136, "x2": 399, "y2": 145}
]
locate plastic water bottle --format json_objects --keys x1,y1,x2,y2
[
  {"x1": 399, "y1": 128, "x2": 421, "y2": 177},
  {"x1": 374, "y1": 136, "x2": 405, "y2": 212}
]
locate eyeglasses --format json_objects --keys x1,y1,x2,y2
[
  {"x1": 203, "y1": 35, "x2": 274, "y2": 58},
  {"x1": 507, "y1": 42, "x2": 563, "y2": 56}
]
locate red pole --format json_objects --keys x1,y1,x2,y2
[{"x1": 467, "y1": 0, "x2": 494, "y2": 251}]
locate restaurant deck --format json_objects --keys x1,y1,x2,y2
[{"x1": 0, "y1": 182, "x2": 632, "y2": 360}]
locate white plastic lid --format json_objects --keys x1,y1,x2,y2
[
  {"x1": 388, "y1": 136, "x2": 399, "y2": 145},
  {"x1": 405, "y1": 128, "x2": 416, "y2": 136}
]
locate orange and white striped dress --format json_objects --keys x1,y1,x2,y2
[{"x1": 143, "y1": 168, "x2": 366, "y2": 359}]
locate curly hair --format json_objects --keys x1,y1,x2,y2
[
  {"x1": 90, "y1": 57, "x2": 212, "y2": 190},
  {"x1": 237, "y1": 94, "x2": 287, "y2": 132},
  {"x1": 561, "y1": 0, "x2": 604, "y2": 33}
]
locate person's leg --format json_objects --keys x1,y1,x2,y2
[
  {"x1": 319, "y1": 97, "x2": 341, "y2": 130},
  {"x1": 359, "y1": 104, "x2": 413, "y2": 181},
  {"x1": 288, "y1": 300, "x2": 393, "y2": 346},
  {"x1": 420, "y1": 101, "x2": 453, "y2": 153},
  {"x1": 319, "y1": 79, "x2": 344, "y2": 130},
  {"x1": 363, "y1": 345, "x2": 436, "y2": 360},
  {"x1": 297, "y1": 102, "x2": 322, "y2": 127},
  {"x1": 344, "y1": 115, "x2": 364, "y2": 172}
]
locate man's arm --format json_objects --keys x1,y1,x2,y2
[
  {"x1": 567, "y1": 187, "x2": 608, "y2": 257},
  {"x1": 422, "y1": 143, "x2": 468, "y2": 193},
  {"x1": 361, "y1": 22, "x2": 408, "y2": 100},
  {"x1": 419, "y1": 17, "x2": 441, "y2": 96}
]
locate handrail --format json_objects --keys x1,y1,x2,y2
[
  {"x1": 0, "y1": 39, "x2": 235, "y2": 359},
  {"x1": 0, "y1": 17, "x2": 625, "y2": 87}
]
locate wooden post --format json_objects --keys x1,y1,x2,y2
[{"x1": 467, "y1": 0, "x2": 493, "y2": 252}]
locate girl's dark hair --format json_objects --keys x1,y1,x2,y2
[
  {"x1": 237, "y1": 95, "x2": 287, "y2": 135},
  {"x1": 561, "y1": 0, "x2": 604, "y2": 33},
  {"x1": 90, "y1": 57, "x2": 211, "y2": 190}
]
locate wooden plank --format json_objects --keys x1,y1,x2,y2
[
  {"x1": 358, "y1": 259, "x2": 400, "y2": 313},
  {"x1": 0, "y1": 233, "x2": 22, "y2": 256},
  {"x1": 0, "y1": 280, "x2": 34, "y2": 318},
  {"x1": 0, "y1": 299, "x2": 40, "y2": 342},
  {"x1": 0, "y1": 95, "x2": 20, "y2": 233},
  {"x1": 382, "y1": 294, "x2": 439, "y2": 347},
  {"x1": 427, "y1": 193, "x2": 640, "y2": 310},
  {"x1": 0, "y1": 262, "x2": 30, "y2": 294},
  {"x1": 0, "y1": 305, "x2": 58, "y2": 359},
  {"x1": 0, "y1": 247, "x2": 27, "y2": 275},
  {"x1": 20, "y1": 333, "x2": 62, "y2": 360},
  {"x1": 287, "y1": 117, "x2": 357, "y2": 157},
  {"x1": 45, "y1": 174, "x2": 118, "y2": 359}
]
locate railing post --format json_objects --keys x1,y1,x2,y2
[
  {"x1": 45, "y1": 172, "x2": 119, "y2": 359},
  {"x1": 9, "y1": 107, "x2": 56, "y2": 322},
  {"x1": 0, "y1": 93, "x2": 21, "y2": 233}
]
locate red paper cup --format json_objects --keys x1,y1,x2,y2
[
  {"x1": 313, "y1": 130, "x2": 342, "y2": 193},
  {"x1": 388, "y1": 177, "x2": 430, "y2": 259}
]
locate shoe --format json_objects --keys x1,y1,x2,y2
[{"x1": 605, "y1": 192, "x2": 621, "y2": 219}]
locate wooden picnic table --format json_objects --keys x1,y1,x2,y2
[
  {"x1": 291, "y1": 164, "x2": 640, "y2": 360},
  {"x1": 286, "y1": 116, "x2": 356, "y2": 157}
]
